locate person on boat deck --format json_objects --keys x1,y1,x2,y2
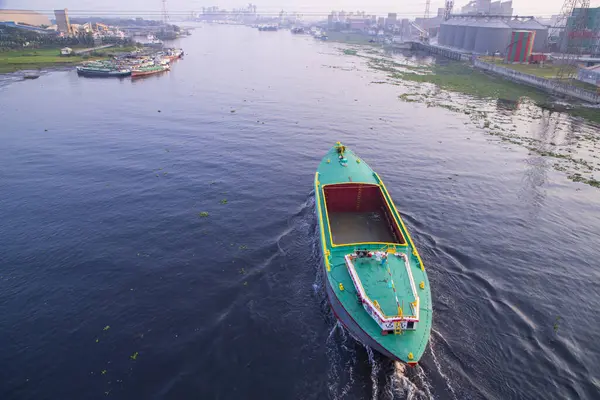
[{"x1": 380, "y1": 253, "x2": 388, "y2": 266}]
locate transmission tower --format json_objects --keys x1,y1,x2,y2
[
  {"x1": 423, "y1": 0, "x2": 431, "y2": 31},
  {"x1": 553, "y1": 0, "x2": 590, "y2": 80},
  {"x1": 161, "y1": 0, "x2": 170, "y2": 24}
]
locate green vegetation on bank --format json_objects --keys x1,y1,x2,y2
[
  {"x1": 346, "y1": 49, "x2": 600, "y2": 188},
  {"x1": 480, "y1": 57, "x2": 599, "y2": 92},
  {"x1": 0, "y1": 46, "x2": 139, "y2": 73},
  {"x1": 360, "y1": 54, "x2": 599, "y2": 124},
  {"x1": 480, "y1": 56, "x2": 574, "y2": 79}
]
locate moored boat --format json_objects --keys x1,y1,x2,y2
[
  {"x1": 258, "y1": 25, "x2": 278, "y2": 31},
  {"x1": 315, "y1": 142, "x2": 432, "y2": 365},
  {"x1": 76, "y1": 65, "x2": 131, "y2": 77},
  {"x1": 131, "y1": 64, "x2": 169, "y2": 77}
]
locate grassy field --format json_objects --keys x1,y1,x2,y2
[
  {"x1": 0, "y1": 46, "x2": 139, "y2": 73},
  {"x1": 480, "y1": 57, "x2": 573, "y2": 79},
  {"x1": 479, "y1": 56, "x2": 599, "y2": 93}
]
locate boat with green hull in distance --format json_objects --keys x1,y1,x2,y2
[
  {"x1": 315, "y1": 142, "x2": 432, "y2": 366},
  {"x1": 76, "y1": 65, "x2": 131, "y2": 78},
  {"x1": 131, "y1": 64, "x2": 169, "y2": 78}
]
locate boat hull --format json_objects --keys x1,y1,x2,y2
[
  {"x1": 314, "y1": 143, "x2": 432, "y2": 365},
  {"x1": 76, "y1": 69, "x2": 131, "y2": 78},
  {"x1": 131, "y1": 69, "x2": 168, "y2": 77},
  {"x1": 324, "y1": 273, "x2": 402, "y2": 362}
]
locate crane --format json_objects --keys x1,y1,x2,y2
[
  {"x1": 422, "y1": 0, "x2": 431, "y2": 41},
  {"x1": 444, "y1": 0, "x2": 454, "y2": 20}
]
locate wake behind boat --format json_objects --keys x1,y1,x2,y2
[{"x1": 315, "y1": 142, "x2": 432, "y2": 365}]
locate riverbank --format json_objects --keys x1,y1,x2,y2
[
  {"x1": 347, "y1": 47, "x2": 600, "y2": 123},
  {"x1": 0, "y1": 46, "x2": 139, "y2": 73},
  {"x1": 479, "y1": 56, "x2": 599, "y2": 93},
  {"x1": 342, "y1": 46, "x2": 600, "y2": 188}
]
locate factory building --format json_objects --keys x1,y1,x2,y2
[
  {"x1": 54, "y1": 8, "x2": 72, "y2": 35},
  {"x1": 461, "y1": 0, "x2": 513, "y2": 16},
  {"x1": 0, "y1": 10, "x2": 51, "y2": 26},
  {"x1": 439, "y1": 16, "x2": 548, "y2": 55}
]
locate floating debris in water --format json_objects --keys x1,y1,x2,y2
[
  {"x1": 198, "y1": 212, "x2": 209, "y2": 217},
  {"x1": 230, "y1": 110, "x2": 236, "y2": 113},
  {"x1": 243, "y1": 281, "x2": 248, "y2": 286},
  {"x1": 239, "y1": 245, "x2": 248, "y2": 250},
  {"x1": 554, "y1": 316, "x2": 561, "y2": 333},
  {"x1": 95, "y1": 338, "x2": 99, "y2": 343},
  {"x1": 239, "y1": 268, "x2": 246, "y2": 274},
  {"x1": 103, "y1": 325, "x2": 110, "y2": 331},
  {"x1": 130, "y1": 352, "x2": 139, "y2": 360},
  {"x1": 220, "y1": 199, "x2": 228, "y2": 204},
  {"x1": 101, "y1": 370, "x2": 107, "y2": 375}
]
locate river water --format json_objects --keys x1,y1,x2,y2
[{"x1": 1, "y1": 24, "x2": 600, "y2": 400}]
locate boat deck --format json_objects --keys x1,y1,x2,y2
[
  {"x1": 351, "y1": 253, "x2": 417, "y2": 318},
  {"x1": 329, "y1": 211, "x2": 397, "y2": 244}
]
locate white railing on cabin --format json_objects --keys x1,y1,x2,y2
[{"x1": 344, "y1": 253, "x2": 419, "y2": 323}]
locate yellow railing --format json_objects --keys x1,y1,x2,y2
[
  {"x1": 321, "y1": 182, "x2": 408, "y2": 248},
  {"x1": 375, "y1": 173, "x2": 425, "y2": 271},
  {"x1": 314, "y1": 172, "x2": 331, "y2": 272}
]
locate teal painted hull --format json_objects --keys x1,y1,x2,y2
[{"x1": 315, "y1": 143, "x2": 432, "y2": 365}]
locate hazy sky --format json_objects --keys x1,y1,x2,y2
[{"x1": 2, "y1": 0, "x2": 600, "y2": 18}]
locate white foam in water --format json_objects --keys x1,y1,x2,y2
[
  {"x1": 326, "y1": 322, "x2": 357, "y2": 400},
  {"x1": 430, "y1": 330, "x2": 457, "y2": 399},
  {"x1": 366, "y1": 346, "x2": 380, "y2": 400},
  {"x1": 389, "y1": 361, "x2": 433, "y2": 400}
]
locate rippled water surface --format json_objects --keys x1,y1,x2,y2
[{"x1": 1, "y1": 24, "x2": 600, "y2": 400}]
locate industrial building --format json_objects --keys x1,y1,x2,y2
[
  {"x1": 0, "y1": 9, "x2": 51, "y2": 26},
  {"x1": 562, "y1": 7, "x2": 600, "y2": 54},
  {"x1": 461, "y1": 0, "x2": 513, "y2": 16},
  {"x1": 386, "y1": 13, "x2": 398, "y2": 29},
  {"x1": 438, "y1": 15, "x2": 548, "y2": 55},
  {"x1": 54, "y1": 8, "x2": 72, "y2": 35}
]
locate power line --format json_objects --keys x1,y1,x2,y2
[{"x1": 1, "y1": 9, "x2": 563, "y2": 18}]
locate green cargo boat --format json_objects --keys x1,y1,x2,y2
[{"x1": 315, "y1": 142, "x2": 432, "y2": 366}]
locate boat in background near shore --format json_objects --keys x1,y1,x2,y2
[
  {"x1": 75, "y1": 47, "x2": 184, "y2": 80},
  {"x1": 315, "y1": 142, "x2": 432, "y2": 366},
  {"x1": 23, "y1": 72, "x2": 40, "y2": 80},
  {"x1": 291, "y1": 27, "x2": 305, "y2": 34},
  {"x1": 132, "y1": 64, "x2": 169, "y2": 78},
  {"x1": 258, "y1": 25, "x2": 278, "y2": 31},
  {"x1": 76, "y1": 66, "x2": 131, "y2": 78}
]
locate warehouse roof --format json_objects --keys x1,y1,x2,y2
[{"x1": 0, "y1": 10, "x2": 51, "y2": 26}]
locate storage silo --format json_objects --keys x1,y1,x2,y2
[
  {"x1": 463, "y1": 20, "x2": 479, "y2": 51},
  {"x1": 443, "y1": 19, "x2": 458, "y2": 47},
  {"x1": 507, "y1": 18, "x2": 548, "y2": 53},
  {"x1": 474, "y1": 18, "x2": 512, "y2": 55},
  {"x1": 439, "y1": 23, "x2": 449, "y2": 45},
  {"x1": 453, "y1": 18, "x2": 468, "y2": 49}
]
